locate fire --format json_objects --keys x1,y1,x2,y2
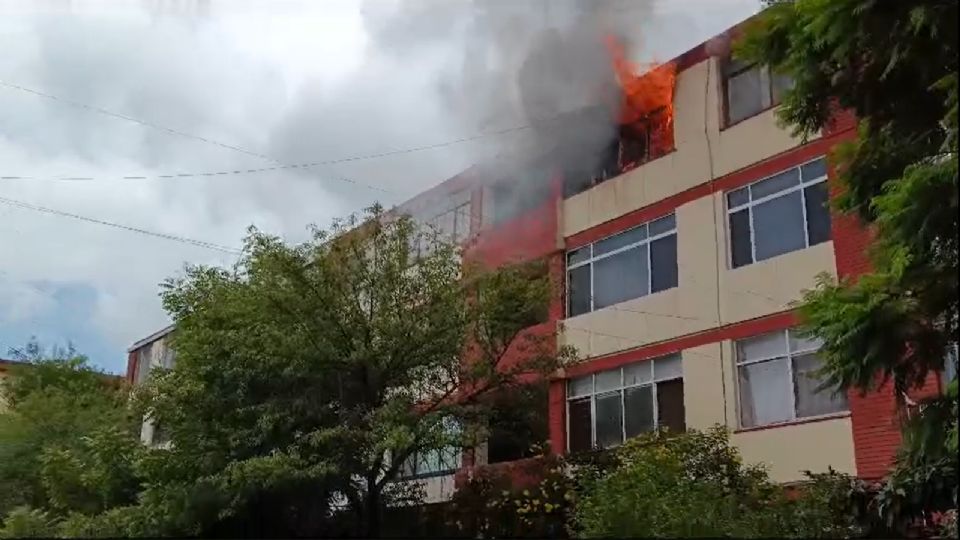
[
  {"x1": 604, "y1": 35, "x2": 677, "y2": 126},
  {"x1": 604, "y1": 35, "x2": 677, "y2": 172}
]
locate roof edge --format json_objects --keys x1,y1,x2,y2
[{"x1": 127, "y1": 324, "x2": 176, "y2": 352}]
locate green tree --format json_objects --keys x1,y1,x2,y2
[
  {"x1": 0, "y1": 342, "x2": 141, "y2": 533},
  {"x1": 570, "y1": 427, "x2": 862, "y2": 538},
  {"x1": 83, "y1": 207, "x2": 568, "y2": 537},
  {"x1": 738, "y1": 0, "x2": 958, "y2": 533}
]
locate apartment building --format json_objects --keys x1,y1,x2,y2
[{"x1": 125, "y1": 15, "x2": 956, "y2": 503}]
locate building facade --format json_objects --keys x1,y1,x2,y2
[{"x1": 126, "y1": 16, "x2": 951, "y2": 502}]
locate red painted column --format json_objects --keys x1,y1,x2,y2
[
  {"x1": 548, "y1": 379, "x2": 566, "y2": 454},
  {"x1": 825, "y1": 118, "x2": 902, "y2": 480}
]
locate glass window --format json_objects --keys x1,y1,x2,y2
[
  {"x1": 727, "y1": 158, "x2": 831, "y2": 268},
  {"x1": 565, "y1": 214, "x2": 678, "y2": 316},
  {"x1": 736, "y1": 329, "x2": 848, "y2": 428},
  {"x1": 593, "y1": 246, "x2": 648, "y2": 309},
  {"x1": 566, "y1": 354, "x2": 684, "y2": 451},
  {"x1": 723, "y1": 59, "x2": 790, "y2": 126}
]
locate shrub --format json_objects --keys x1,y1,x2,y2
[{"x1": 570, "y1": 426, "x2": 863, "y2": 538}]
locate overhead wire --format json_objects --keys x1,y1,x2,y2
[{"x1": 0, "y1": 195, "x2": 242, "y2": 254}]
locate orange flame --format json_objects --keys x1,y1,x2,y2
[{"x1": 604, "y1": 35, "x2": 677, "y2": 126}]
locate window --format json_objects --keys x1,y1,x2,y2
[
  {"x1": 429, "y1": 201, "x2": 472, "y2": 244},
  {"x1": 944, "y1": 342, "x2": 958, "y2": 386},
  {"x1": 566, "y1": 354, "x2": 685, "y2": 452},
  {"x1": 399, "y1": 446, "x2": 462, "y2": 479},
  {"x1": 135, "y1": 343, "x2": 153, "y2": 384},
  {"x1": 723, "y1": 57, "x2": 793, "y2": 126},
  {"x1": 736, "y1": 329, "x2": 848, "y2": 428},
  {"x1": 727, "y1": 157, "x2": 831, "y2": 268},
  {"x1": 566, "y1": 214, "x2": 678, "y2": 317}
]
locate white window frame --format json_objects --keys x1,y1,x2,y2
[
  {"x1": 725, "y1": 157, "x2": 829, "y2": 269},
  {"x1": 734, "y1": 328, "x2": 848, "y2": 429},
  {"x1": 565, "y1": 213, "x2": 677, "y2": 317},
  {"x1": 565, "y1": 354, "x2": 683, "y2": 452}
]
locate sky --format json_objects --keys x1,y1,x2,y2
[{"x1": 0, "y1": 0, "x2": 759, "y2": 374}]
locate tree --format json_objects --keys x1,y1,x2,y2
[
  {"x1": 84, "y1": 206, "x2": 568, "y2": 537},
  {"x1": 570, "y1": 427, "x2": 863, "y2": 538},
  {"x1": 0, "y1": 341, "x2": 142, "y2": 534},
  {"x1": 738, "y1": 0, "x2": 958, "y2": 533}
]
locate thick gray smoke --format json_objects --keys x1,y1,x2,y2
[{"x1": 358, "y1": 0, "x2": 660, "y2": 184}]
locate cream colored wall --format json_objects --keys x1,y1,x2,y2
[
  {"x1": 733, "y1": 418, "x2": 857, "y2": 483},
  {"x1": 681, "y1": 341, "x2": 856, "y2": 483},
  {"x1": 562, "y1": 58, "x2": 818, "y2": 238}
]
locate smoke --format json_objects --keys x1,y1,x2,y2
[{"x1": 357, "y1": 0, "x2": 661, "y2": 184}]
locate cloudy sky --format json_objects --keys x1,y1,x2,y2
[{"x1": 0, "y1": 0, "x2": 758, "y2": 373}]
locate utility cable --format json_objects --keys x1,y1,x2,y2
[{"x1": 0, "y1": 195, "x2": 242, "y2": 254}]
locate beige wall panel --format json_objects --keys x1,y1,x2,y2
[
  {"x1": 719, "y1": 238, "x2": 837, "y2": 325},
  {"x1": 732, "y1": 417, "x2": 857, "y2": 483},
  {"x1": 680, "y1": 343, "x2": 729, "y2": 430}
]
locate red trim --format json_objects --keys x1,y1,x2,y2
[
  {"x1": 125, "y1": 351, "x2": 138, "y2": 384},
  {"x1": 566, "y1": 128, "x2": 856, "y2": 249},
  {"x1": 734, "y1": 412, "x2": 851, "y2": 434},
  {"x1": 563, "y1": 310, "x2": 796, "y2": 378}
]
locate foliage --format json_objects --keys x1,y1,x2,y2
[
  {"x1": 70, "y1": 206, "x2": 569, "y2": 537},
  {"x1": 0, "y1": 507, "x2": 57, "y2": 539},
  {"x1": 570, "y1": 427, "x2": 861, "y2": 538},
  {"x1": 0, "y1": 341, "x2": 140, "y2": 527},
  {"x1": 447, "y1": 449, "x2": 571, "y2": 538},
  {"x1": 739, "y1": 0, "x2": 958, "y2": 532}
]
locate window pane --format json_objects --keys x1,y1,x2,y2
[
  {"x1": 801, "y1": 158, "x2": 827, "y2": 181},
  {"x1": 729, "y1": 209, "x2": 753, "y2": 268},
  {"x1": 454, "y1": 203, "x2": 471, "y2": 242},
  {"x1": 788, "y1": 329, "x2": 823, "y2": 353},
  {"x1": 624, "y1": 385, "x2": 655, "y2": 438},
  {"x1": 567, "y1": 266, "x2": 592, "y2": 317},
  {"x1": 804, "y1": 182, "x2": 832, "y2": 246},
  {"x1": 656, "y1": 379, "x2": 686, "y2": 433},
  {"x1": 648, "y1": 214, "x2": 676, "y2": 236},
  {"x1": 594, "y1": 226, "x2": 647, "y2": 256},
  {"x1": 568, "y1": 375, "x2": 593, "y2": 398},
  {"x1": 739, "y1": 358, "x2": 793, "y2": 427},
  {"x1": 567, "y1": 247, "x2": 590, "y2": 266},
  {"x1": 594, "y1": 246, "x2": 649, "y2": 309},
  {"x1": 751, "y1": 168, "x2": 800, "y2": 200},
  {"x1": 737, "y1": 331, "x2": 788, "y2": 363},
  {"x1": 568, "y1": 398, "x2": 593, "y2": 452},
  {"x1": 771, "y1": 71, "x2": 794, "y2": 104},
  {"x1": 650, "y1": 234, "x2": 678, "y2": 293},
  {"x1": 623, "y1": 362, "x2": 653, "y2": 386},
  {"x1": 595, "y1": 392, "x2": 624, "y2": 448},
  {"x1": 596, "y1": 369, "x2": 621, "y2": 392},
  {"x1": 753, "y1": 190, "x2": 806, "y2": 262},
  {"x1": 654, "y1": 354, "x2": 683, "y2": 381},
  {"x1": 793, "y1": 353, "x2": 848, "y2": 418},
  {"x1": 727, "y1": 187, "x2": 749, "y2": 208},
  {"x1": 727, "y1": 67, "x2": 765, "y2": 124}
]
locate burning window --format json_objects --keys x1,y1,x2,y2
[{"x1": 561, "y1": 38, "x2": 676, "y2": 199}]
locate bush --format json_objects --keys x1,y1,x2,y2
[{"x1": 570, "y1": 426, "x2": 863, "y2": 538}]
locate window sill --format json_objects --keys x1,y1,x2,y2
[
  {"x1": 396, "y1": 469, "x2": 458, "y2": 481},
  {"x1": 562, "y1": 148, "x2": 678, "y2": 201},
  {"x1": 721, "y1": 104, "x2": 779, "y2": 132},
  {"x1": 734, "y1": 411, "x2": 850, "y2": 434}
]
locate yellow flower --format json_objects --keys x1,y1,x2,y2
[{"x1": 544, "y1": 503, "x2": 555, "y2": 513}]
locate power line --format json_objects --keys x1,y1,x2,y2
[
  {"x1": 0, "y1": 78, "x2": 399, "y2": 196},
  {"x1": 0, "y1": 122, "x2": 536, "y2": 187},
  {"x1": 0, "y1": 78, "x2": 535, "y2": 195},
  {"x1": 0, "y1": 195, "x2": 242, "y2": 254}
]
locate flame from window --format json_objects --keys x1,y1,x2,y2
[{"x1": 604, "y1": 35, "x2": 677, "y2": 127}]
